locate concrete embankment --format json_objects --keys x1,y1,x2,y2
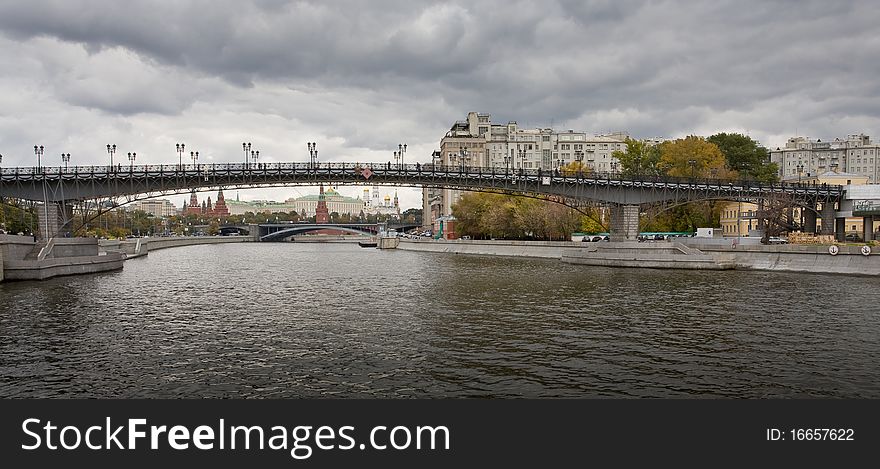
[
  {"x1": 399, "y1": 238, "x2": 588, "y2": 258},
  {"x1": 1, "y1": 235, "x2": 124, "y2": 282},
  {"x1": 398, "y1": 238, "x2": 880, "y2": 276},
  {"x1": 99, "y1": 235, "x2": 252, "y2": 259},
  {"x1": 681, "y1": 240, "x2": 880, "y2": 276}
]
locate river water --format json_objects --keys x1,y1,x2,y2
[{"x1": 0, "y1": 242, "x2": 878, "y2": 398}]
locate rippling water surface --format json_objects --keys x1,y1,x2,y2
[{"x1": 1, "y1": 242, "x2": 878, "y2": 398}]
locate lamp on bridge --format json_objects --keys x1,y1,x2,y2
[
  {"x1": 191, "y1": 151, "x2": 199, "y2": 165},
  {"x1": 796, "y1": 163, "x2": 804, "y2": 183},
  {"x1": 688, "y1": 159, "x2": 697, "y2": 179},
  {"x1": 34, "y1": 145, "x2": 44, "y2": 169},
  {"x1": 106, "y1": 144, "x2": 116, "y2": 168},
  {"x1": 518, "y1": 146, "x2": 526, "y2": 170},
  {"x1": 127, "y1": 152, "x2": 136, "y2": 168},
  {"x1": 398, "y1": 143, "x2": 407, "y2": 166},
  {"x1": 394, "y1": 150, "x2": 400, "y2": 167},
  {"x1": 251, "y1": 150, "x2": 260, "y2": 167},
  {"x1": 308, "y1": 142, "x2": 317, "y2": 167},
  {"x1": 61, "y1": 153, "x2": 70, "y2": 170},
  {"x1": 242, "y1": 142, "x2": 251, "y2": 166},
  {"x1": 176, "y1": 143, "x2": 185, "y2": 167},
  {"x1": 458, "y1": 147, "x2": 469, "y2": 170}
]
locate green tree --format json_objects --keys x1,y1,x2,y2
[
  {"x1": 611, "y1": 138, "x2": 663, "y2": 177},
  {"x1": 707, "y1": 132, "x2": 779, "y2": 182}
]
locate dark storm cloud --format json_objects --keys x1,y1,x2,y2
[{"x1": 0, "y1": 0, "x2": 879, "y2": 150}]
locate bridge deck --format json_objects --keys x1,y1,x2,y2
[{"x1": 1, "y1": 162, "x2": 843, "y2": 205}]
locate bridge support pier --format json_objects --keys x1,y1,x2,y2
[
  {"x1": 36, "y1": 202, "x2": 73, "y2": 240},
  {"x1": 610, "y1": 204, "x2": 640, "y2": 242},
  {"x1": 819, "y1": 202, "x2": 835, "y2": 236},
  {"x1": 803, "y1": 208, "x2": 817, "y2": 234},
  {"x1": 863, "y1": 216, "x2": 874, "y2": 242},
  {"x1": 248, "y1": 224, "x2": 260, "y2": 242},
  {"x1": 835, "y1": 218, "x2": 846, "y2": 242}
]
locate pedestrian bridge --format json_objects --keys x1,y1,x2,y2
[{"x1": 0, "y1": 162, "x2": 847, "y2": 241}]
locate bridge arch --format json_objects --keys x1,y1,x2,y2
[{"x1": 260, "y1": 225, "x2": 375, "y2": 241}]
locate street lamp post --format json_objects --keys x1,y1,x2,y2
[
  {"x1": 61, "y1": 153, "x2": 70, "y2": 170},
  {"x1": 106, "y1": 144, "x2": 116, "y2": 168},
  {"x1": 251, "y1": 150, "x2": 260, "y2": 167},
  {"x1": 458, "y1": 147, "x2": 469, "y2": 171},
  {"x1": 191, "y1": 151, "x2": 199, "y2": 165},
  {"x1": 394, "y1": 150, "x2": 400, "y2": 167},
  {"x1": 242, "y1": 142, "x2": 251, "y2": 166},
  {"x1": 307, "y1": 142, "x2": 317, "y2": 168},
  {"x1": 176, "y1": 143, "x2": 185, "y2": 168},
  {"x1": 688, "y1": 159, "x2": 697, "y2": 179},
  {"x1": 34, "y1": 145, "x2": 44, "y2": 169},
  {"x1": 127, "y1": 152, "x2": 136, "y2": 168},
  {"x1": 518, "y1": 147, "x2": 526, "y2": 170},
  {"x1": 796, "y1": 163, "x2": 804, "y2": 183},
  {"x1": 398, "y1": 143, "x2": 407, "y2": 167}
]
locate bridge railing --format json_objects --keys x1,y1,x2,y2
[{"x1": 0, "y1": 161, "x2": 844, "y2": 197}]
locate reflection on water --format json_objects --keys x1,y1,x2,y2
[{"x1": 1, "y1": 243, "x2": 878, "y2": 398}]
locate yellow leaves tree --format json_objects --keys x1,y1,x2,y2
[
  {"x1": 659, "y1": 136, "x2": 735, "y2": 179},
  {"x1": 560, "y1": 160, "x2": 591, "y2": 176}
]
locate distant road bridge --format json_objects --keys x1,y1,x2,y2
[
  {"x1": 256, "y1": 223, "x2": 421, "y2": 241},
  {"x1": 0, "y1": 162, "x2": 846, "y2": 241}
]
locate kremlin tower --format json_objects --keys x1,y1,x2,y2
[
  {"x1": 181, "y1": 189, "x2": 231, "y2": 217},
  {"x1": 315, "y1": 184, "x2": 330, "y2": 224},
  {"x1": 213, "y1": 189, "x2": 229, "y2": 217},
  {"x1": 185, "y1": 191, "x2": 201, "y2": 216}
]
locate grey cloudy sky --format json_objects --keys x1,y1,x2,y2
[{"x1": 1, "y1": 0, "x2": 879, "y2": 208}]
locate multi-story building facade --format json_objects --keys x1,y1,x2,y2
[
  {"x1": 127, "y1": 199, "x2": 177, "y2": 218},
  {"x1": 770, "y1": 134, "x2": 880, "y2": 183},
  {"x1": 424, "y1": 112, "x2": 628, "y2": 227}
]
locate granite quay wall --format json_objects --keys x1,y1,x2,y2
[
  {"x1": 398, "y1": 238, "x2": 589, "y2": 259},
  {"x1": 99, "y1": 236, "x2": 252, "y2": 259},
  {"x1": 682, "y1": 241, "x2": 880, "y2": 276},
  {"x1": 400, "y1": 238, "x2": 880, "y2": 276},
  {"x1": 2, "y1": 253, "x2": 124, "y2": 281}
]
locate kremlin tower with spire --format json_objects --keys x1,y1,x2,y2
[
  {"x1": 182, "y1": 189, "x2": 230, "y2": 217},
  {"x1": 315, "y1": 184, "x2": 330, "y2": 224}
]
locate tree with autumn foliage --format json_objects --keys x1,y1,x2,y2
[
  {"x1": 659, "y1": 136, "x2": 734, "y2": 179},
  {"x1": 452, "y1": 192, "x2": 585, "y2": 240}
]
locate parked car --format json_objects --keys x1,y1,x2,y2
[
  {"x1": 845, "y1": 233, "x2": 862, "y2": 242},
  {"x1": 767, "y1": 236, "x2": 788, "y2": 244}
]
